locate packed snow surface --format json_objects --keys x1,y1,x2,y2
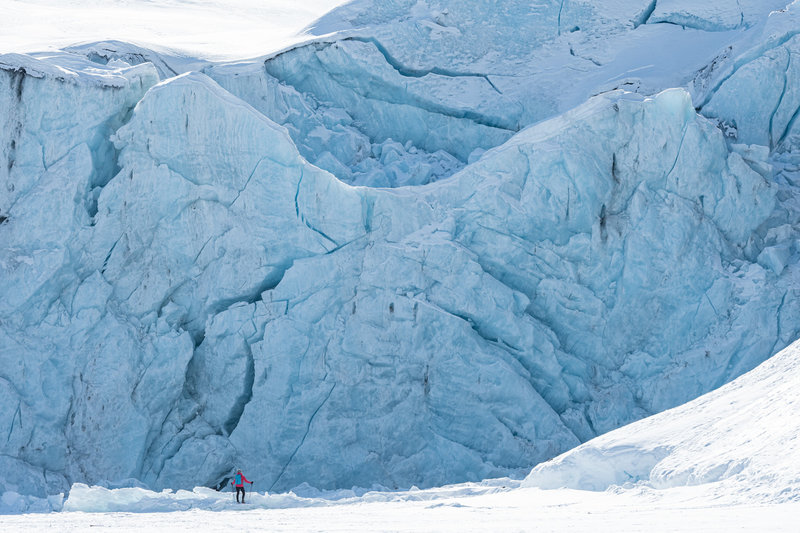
[
  {"x1": 2, "y1": 484, "x2": 800, "y2": 532},
  {"x1": 2, "y1": 0, "x2": 800, "y2": 512}
]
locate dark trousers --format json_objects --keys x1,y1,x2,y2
[{"x1": 236, "y1": 486, "x2": 245, "y2": 503}]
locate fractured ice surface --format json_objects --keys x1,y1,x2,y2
[
  {"x1": 701, "y1": 5, "x2": 800, "y2": 150},
  {"x1": 206, "y1": 48, "x2": 478, "y2": 187},
  {"x1": 523, "y1": 337, "x2": 800, "y2": 503},
  {"x1": 202, "y1": 0, "x2": 795, "y2": 188},
  {"x1": 644, "y1": 0, "x2": 790, "y2": 31},
  {"x1": 2, "y1": 0, "x2": 800, "y2": 502}
]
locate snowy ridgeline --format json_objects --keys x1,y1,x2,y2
[{"x1": 1, "y1": 0, "x2": 800, "y2": 511}]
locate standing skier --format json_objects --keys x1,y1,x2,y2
[{"x1": 231, "y1": 469, "x2": 253, "y2": 503}]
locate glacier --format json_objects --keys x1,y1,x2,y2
[{"x1": 1, "y1": 0, "x2": 800, "y2": 507}]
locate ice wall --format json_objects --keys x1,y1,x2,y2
[
  {"x1": 205, "y1": 39, "x2": 514, "y2": 188},
  {"x1": 130, "y1": 79, "x2": 798, "y2": 492},
  {"x1": 1, "y1": 0, "x2": 800, "y2": 504},
  {"x1": 0, "y1": 54, "x2": 165, "y2": 497}
]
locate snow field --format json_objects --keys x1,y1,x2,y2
[{"x1": 2, "y1": 484, "x2": 800, "y2": 532}]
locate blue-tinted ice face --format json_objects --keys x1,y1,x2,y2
[
  {"x1": 1, "y1": 0, "x2": 799, "y2": 506},
  {"x1": 206, "y1": 39, "x2": 515, "y2": 188}
]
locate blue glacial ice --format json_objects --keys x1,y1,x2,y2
[
  {"x1": 1, "y1": 0, "x2": 800, "y2": 509},
  {"x1": 523, "y1": 337, "x2": 800, "y2": 504},
  {"x1": 700, "y1": 8, "x2": 800, "y2": 151}
]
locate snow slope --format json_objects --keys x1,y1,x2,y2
[
  {"x1": 0, "y1": 1, "x2": 351, "y2": 60},
  {"x1": 1, "y1": 0, "x2": 800, "y2": 508},
  {"x1": 525, "y1": 337, "x2": 800, "y2": 503},
  {"x1": 2, "y1": 338, "x2": 797, "y2": 527}
]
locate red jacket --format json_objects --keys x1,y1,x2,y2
[{"x1": 232, "y1": 473, "x2": 251, "y2": 487}]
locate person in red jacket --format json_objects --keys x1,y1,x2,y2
[{"x1": 231, "y1": 469, "x2": 253, "y2": 503}]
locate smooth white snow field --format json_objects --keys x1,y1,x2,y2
[{"x1": 0, "y1": 0, "x2": 350, "y2": 59}]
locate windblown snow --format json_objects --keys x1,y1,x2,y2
[{"x1": 1, "y1": 0, "x2": 800, "y2": 516}]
